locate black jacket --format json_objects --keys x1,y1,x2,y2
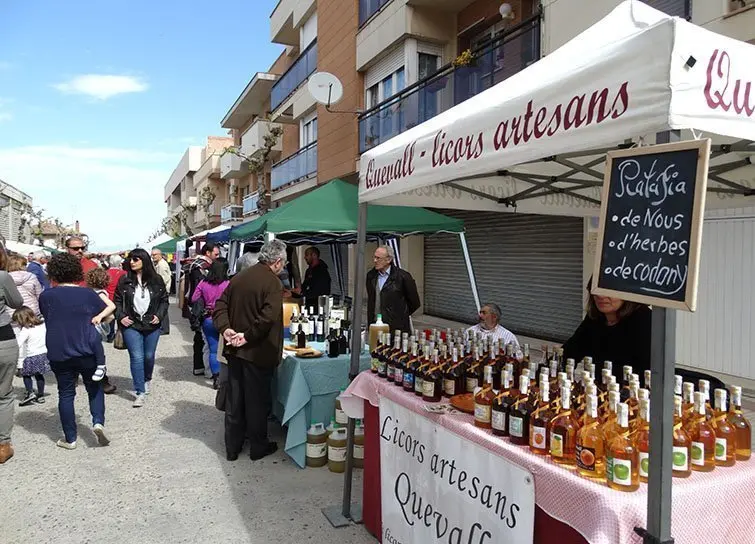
[
  {"x1": 366, "y1": 265, "x2": 421, "y2": 335},
  {"x1": 300, "y1": 261, "x2": 331, "y2": 309},
  {"x1": 114, "y1": 275, "x2": 169, "y2": 334}
]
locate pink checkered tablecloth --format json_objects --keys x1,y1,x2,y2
[{"x1": 342, "y1": 371, "x2": 755, "y2": 544}]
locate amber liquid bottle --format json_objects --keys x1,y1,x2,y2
[
  {"x1": 698, "y1": 379, "x2": 714, "y2": 420},
  {"x1": 603, "y1": 390, "x2": 621, "y2": 444},
  {"x1": 550, "y1": 384, "x2": 579, "y2": 465},
  {"x1": 576, "y1": 393, "x2": 605, "y2": 478},
  {"x1": 728, "y1": 385, "x2": 752, "y2": 461},
  {"x1": 529, "y1": 381, "x2": 554, "y2": 455},
  {"x1": 672, "y1": 395, "x2": 692, "y2": 478},
  {"x1": 635, "y1": 398, "x2": 651, "y2": 483},
  {"x1": 508, "y1": 376, "x2": 532, "y2": 446},
  {"x1": 465, "y1": 346, "x2": 483, "y2": 393},
  {"x1": 474, "y1": 366, "x2": 495, "y2": 429},
  {"x1": 492, "y1": 370, "x2": 513, "y2": 437},
  {"x1": 606, "y1": 402, "x2": 640, "y2": 492},
  {"x1": 620, "y1": 365, "x2": 633, "y2": 402},
  {"x1": 681, "y1": 382, "x2": 695, "y2": 425},
  {"x1": 685, "y1": 391, "x2": 716, "y2": 472},
  {"x1": 711, "y1": 388, "x2": 736, "y2": 467},
  {"x1": 442, "y1": 347, "x2": 463, "y2": 398}
]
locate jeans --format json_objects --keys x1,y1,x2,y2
[
  {"x1": 50, "y1": 357, "x2": 105, "y2": 444},
  {"x1": 201, "y1": 317, "x2": 220, "y2": 376},
  {"x1": 23, "y1": 374, "x2": 45, "y2": 396},
  {"x1": 123, "y1": 327, "x2": 161, "y2": 395}
]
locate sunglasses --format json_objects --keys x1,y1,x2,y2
[
  {"x1": 68, "y1": 246, "x2": 86, "y2": 251},
  {"x1": 131, "y1": 257, "x2": 142, "y2": 262}
]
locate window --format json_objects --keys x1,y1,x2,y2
[
  {"x1": 418, "y1": 53, "x2": 439, "y2": 80},
  {"x1": 301, "y1": 114, "x2": 318, "y2": 147},
  {"x1": 365, "y1": 67, "x2": 405, "y2": 105}
]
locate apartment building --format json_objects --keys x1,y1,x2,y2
[{"x1": 0, "y1": 180, "x2": 33, "y2": 243}]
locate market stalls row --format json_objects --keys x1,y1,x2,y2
[{"x1": 341, "y1": 2, "x2": 755, "y2": 543}]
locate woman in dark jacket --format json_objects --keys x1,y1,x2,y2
[{"x1": 114, "y1": 248, "x2": 168, "y2": 408}]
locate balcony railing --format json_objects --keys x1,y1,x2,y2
[
  {"x1": 271, "y1": 41, "x2": 318, "y2": 111},
  {"x1": 358, "y1": 14, "x2": 541, "y2": 153},
  {"x1": 243, "y1": 193, "x2": 260, "y2": 215},
  {"x1": 271, "y1": 141, "x2": 317, "y2": 191},
  {"x1": 221, "y1": 204, "x2": 243, "y2": 223},
  {"x1": 359, "y1": 0, "x2": 392, "y2": 26}
]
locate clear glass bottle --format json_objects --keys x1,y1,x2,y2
[
  {"x1": 550, "y1": 383, "x2": 579, "y2": 466},
  {"x1": 672, "y1": 395, "x2": 692, "y2": 478},
  {"x1": 606, "y1": 402, "x2": 640, "y2": 492},
  {"x1": 685, "y1": 391, "x2": 716, "y2": 472},
  {"x1": 576, "y1": 393, "x2": 605, "y2": 478},
  {"x1": 728, "y1": 385, "x2": 752, "y2": 461},
  {"x1": 711, "y1": 388, "x2": 736, "y2": 467}
]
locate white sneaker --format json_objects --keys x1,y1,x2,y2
[
  {"x1": 93, "y1": 424, "x2": 110, "y2": 446},
  {"x1": 133, "y1": 394, "x2": 146, "y2": 408},
  {"x1": 145, "y1": 381, "x2": 151, "y2": 395},
  {"x1": 56, "y1": 439, "x2": 77, "y2": 450}
]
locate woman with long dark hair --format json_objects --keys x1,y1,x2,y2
[
  {"x1": 191, "y1": 258, "x2": 229, "y2": 389},
  {"x1": 114, "y1": 248, "x2": 168, "y2": 408}
]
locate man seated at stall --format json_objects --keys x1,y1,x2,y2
[{"x1": 465, "y1": 302, "x2": 520, "y2": 349}]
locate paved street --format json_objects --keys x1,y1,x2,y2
[{"x1": 1, "y1": 304, "x2": 373, "y2": 544}]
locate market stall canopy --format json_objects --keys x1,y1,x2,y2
[
  {"x1": 4, "y1": 240, "x2": 61, "y2": 255},
  {"x1": 189, "y1": 225, "x2": 230, "y2": 242},
  {"x1": 229, "y1": 179, "x2": 464, "y2": 243},
  {"x1": 358, "y1": 1, "x2": 755, "y2": 216},
  {"x1": 206, "y1": 225, "x2": 232, "y2": 244},
  {"x1": 153, "y1": 235, "x2": 186, "y2": 254}
]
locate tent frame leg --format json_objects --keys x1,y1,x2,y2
[{"x1": 459, "y1": 232, "x2": 480, "y2": 312}]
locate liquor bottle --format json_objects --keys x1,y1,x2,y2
[
  {"x1": 521, "y1": 343, "x2": 531, "y2": 371},
  {"x1": 603, "y1": 390, "x2": 621, "y2": 443},
  {"x1": 674, "y1": 375, "x2": 683, "y2": 396},
  {"x1": 565, "y1": 359, "x2": 576, "y2": 385},
  {"x1": 337, "y1": 327, "x2": 348, "y2": 356},
  {"x1": 422, "y1": 350, "x2": 443, "y2": 403},
  {"x1": 296, "y1": 324, "x2": 307, "y2": 349},
  {"x1": 603, "y1": 360, "x2": 613, "y2": 376},
  {"x1": 576, "y1": 393, "x2": 605, "y2": 478},
  {"x1": 583, "y1": 357, "x2": 595, "y2": 382},
  {"x1": 370, "y1": 333, "x2": 383, "y2": 373},
  {"x1": 415, "y1": 345, "x2": 431, "y2": 397},
  {"x1": 728, "y1": 385, "x2": 752, "y2": 461},
  {"x1": 386, "y1": 332, "x2": 401, "y2": 384},
  {"x1": 682, "y1": 382, "x2": 695, "y2": 424},
  {"x1": 672, "y1": 395, "x2": 692, "y2": 478},
  {"x1": 402, "y1": 341, "x2": 420, "y2": 393},
  {"x1": 308, "y1": 307, "x2": 317, "y2": 342},
  {"x1": 443, "y1": 348, "x2": 464, "y2": 398},
  {"x1": 529, "y1": 381, "x2": 554, "y2": 455},
  {"x1": 465, "y1": 346, "x2": 483, "y2": 393},
  {"x1": 599, "y1": 368, "x2": 612, "y2": 394},
  {"x1": 620, "y1": 365, "x2": 633, "y2": 402},
  {"x1": 504, "y1": 343, "x2": 520, "y2": 381},
  {"x1": 509, "y1": 376, "x2": 532, "y2": 446},
  {"x1": 289, "y1": 306, "x2": 300, "y2": 339},
  {"x1": 643, "y1": 370, "x2": 652, "y2": 391},
  {"x1": 394, "y1": 337, "x2": 409, "y2": 388},
  {"x1": 474, "y1": 365, "x2": 496, "y2": 429},
  {"x1": 698, "y1": 379, "x2": 714, "y2": 419},
  {"x1": 626, "y1": 380, "x2": 640, "y2": 426},
  {"x1": 550, "y1": 383, "x2": 579, "y2": 465},
  {"x1": 711, "y1": 388, "x2": 736, "y2": 467},
  {"x1": 492, "y1": 370, "x2": 514, "y2": 437},
  {"x1": 685, "y1": 391, "x2": 716, "y2": 472},
  {"x1": 316, "y1": 308, "x2": 326, "y2": 342},
  {"x1": 635, "y1": 398, "x2": 651, "y2": 483},
  {"x1": 606, "y1": 402, "x2": 640, "y2": 492},
  {"x1": 484, "y1": 343, "x2": 502, "y2": 391},
  {"x1": 376, "y1": 333, "x2": 388, "y2": 379},
  {"x1": 326, "y1": 328, "x2": 339, "y2": 358}
]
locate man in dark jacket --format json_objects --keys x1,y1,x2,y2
[
  {"x1": 183, "y1": 243, "x2": 219, "y2": 376},
  {"x1": 294, "y1": 246, "x2": 331, "y2": 311},
  {"x1": 213, "y1": 239, "x2": 284, "y2": 462},
  {"x1": 366, "y1": 245, "x2": 421, "y2": 334}
]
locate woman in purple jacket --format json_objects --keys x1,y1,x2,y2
[{"x1": 191, "y1": 258, "x2": 229, "y2": 389}]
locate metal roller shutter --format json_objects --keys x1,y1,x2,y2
[
  {"x1": 364, "y1": 45, "x2": 405, "y2": 89},
  {"x1": 424, "y1": 211, "x2": 584, "y2": 342}
]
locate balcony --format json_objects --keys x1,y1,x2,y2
[
  {"x1": 194, "y1": 154, "x2": 222, "y2": 187},
  {"x1": 243, "y1": 193, "x2": 261, "y2": 216},
  {"x1": 220, "y1": 151, "x2": 248, "y2": 180},
  {"x1": 194, "y1": 202, "x2": 220, "y2": 226},
  {"x1": 270, "y1": 40, "x2": 317, "y2": 112},
  {"x1": 358, "y1": 14, "x2": 541, "y2": 153},
  {"x1": 240, "y1": 119, "x2": 283, "y2": 160},
  {"x1": 221, "y1": 204, "x2": 243, "y2": 224},
  {"x1": 271, "y1": 141, "x2": 317, "y2": 192},
  {"x1": 271, "y1": 0, "x2": 298, "y2": 45},
  {"x1": 359, "y1": 0, "x2": 392, "y2": 25},
  {"x1": 221, "y1": 73, "x2": 279, "y2": 130}
]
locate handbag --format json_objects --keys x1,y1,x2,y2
[{"x1": 113, "y1": 327, "x2": 126, "y2": 350}]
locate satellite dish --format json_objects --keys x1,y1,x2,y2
[{"x1": 308, "y1": 72, "x2": 344, "y2": 107}]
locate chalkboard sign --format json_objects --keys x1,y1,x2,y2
[{"x1": 592, "y1": 139, "x2": 710, "y2": 311}]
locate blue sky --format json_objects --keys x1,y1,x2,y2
[{"x1": 0, "y1": 0, "x2": 281, "y2": 251}]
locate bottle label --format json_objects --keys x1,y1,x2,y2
[
  {"x1": 509, "y1": 416, "x2": 523, "y2": 437},
  {"x1": 371, "y1": 357, "x2": 379, "y2": 372},
  {"x1": 316, "y1": 322, "x2": 324, "y2": 335},
  {"x1": 639, "y1": 452, "x2": 649, "y2": 478},
  {"x1": 715, "y1": 438, "x2": 727, "y2": 461},
  {"x1": 387, "y1": 365, "x2": 395, "y2": 379},
  {"x1": 422, "y1": 380, "x2": 436, "y2": 398},
  {"x1": 306, "y1": 442, "x2": 327, "y2": 459},
  {"x1": 531, "y1": 426, "x2": 547, "y2": 450},
  {"x1": 415, "y1": 377, "x2": 423, "y2": 394},
  {"x1": 403, "y1": 372, "x2": 414, "y2": 389},
  {"x1": 610, "y1": 457, "x2": 633, "y2": 486},
  {"x1": 551, "y1": 433, "x2": 564, "y2": 458},
  {"x1": 673, "y1": 445, "x2": 689, "y2": 471},
  {"x1": 335, "y1": 408, "x2": 348, "y2": 425},
  {"x1": 328, "y1": 445, "x2": 347, "y2": 463},
  {"x1": 474, "y1": 403, "x2": 491, "y2": 424},
  {"x1": 492, "y1": 410, "x2": 506, "y2": 431},
  {"x1": 466, "y1": 377, "x2": 478, "y2": 393},
  {"x1": 691, "y1": 441, "x2": 705, "y2": 466},
  {"x1": 353, "y1": 444, "x2": 364, "y2": 460},
  {"x1": 576, "y1": 444, "x2": 596, "y2": 471},
  {"x1": 377, "y1": 361, "x2": 386, "y2": 374},
  {"x1": 395, "y1": 368, "x2": 404, "y2": 384},
  {"x1": 443, "y1": 378, "x2": 456, "y2": 396}
]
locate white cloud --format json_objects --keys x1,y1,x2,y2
[
  {"x1": 0, "y1": 145, "x2": 173, "y2": 250},
  {"x1": 53, "y1": 74, "x2": 148, "y2": 100}
]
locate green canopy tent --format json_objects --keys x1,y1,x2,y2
[
  {"x1": 153, "y1": 235, "x2": 186, "y2": 255},
  {"x1": 227, "y1": 179, "x2": 479, "y2": 309}
]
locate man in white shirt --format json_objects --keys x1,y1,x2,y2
[{"x1": 466, "y1": 302, "x2": 520, "y2": 349}]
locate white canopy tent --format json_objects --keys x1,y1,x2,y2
[
  {"x1": 338, "y1": 2, "x2": 755, "y2": 541},
  {"x1": 137, "y1": 233, "x2": 172, "y2": 251}
]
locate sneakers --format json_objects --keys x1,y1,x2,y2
[
  {"x1": 19, "y1": 391, "x2": 37, "y2": 406},
  {"x1": 145, "y1": 381, "x2": 151, "y2": 395},
  {"x1": 133, "y1": 394, "x2": 146, "y2": 408},
  {"x1": 0, "y1": 442, "x2": 14, "y2": 464},
  {"x1": 92, "y1": 365, "x2": 106, "y2": 382},
  {"x1": 56, "y1": 439, "x2": 77, "y2": 450},
  {"x1": 93, "y1": 424, "x2": 110, "y2": 446},
  {"x1": 35, "y1": 395, "x2": 46, "y2": 404}
]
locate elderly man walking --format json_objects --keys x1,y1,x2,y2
[
  {"x1": 26, "y1": 251, "x2": 50, "y2": 291},
  {"x1": 152, "y1": 249, "x2": 172, "y2": 336},
  {"x1": 213, "y1": 240, "x2": 285, "y2": 462},
  {"x1": 366, "y1": 245, "x2": 421, "y2": 334}
]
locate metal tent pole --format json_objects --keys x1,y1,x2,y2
[
  {"x1": 323, "y1": 202, "x2": 367, "y2": 528},
  {"x1": 459, "y1": 232, "x2": 481, "y2": 312}
]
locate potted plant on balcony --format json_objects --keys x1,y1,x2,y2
[{"x1": 452, "y1": 49, "x2": 477, "y2": 68}]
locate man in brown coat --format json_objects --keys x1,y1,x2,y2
[{"x1": 213, "y1": 239, "x2": 285, "y2": 461}]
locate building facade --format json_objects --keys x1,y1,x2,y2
[{"x1": 0, "y1": 180, "x2": 33, "y2": 243}]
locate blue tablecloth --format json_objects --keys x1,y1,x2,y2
[{"x1": 272, "y1": 343, "x2": 371, "y2": 468}]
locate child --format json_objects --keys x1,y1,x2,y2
[
  {"x1": 12, "y1": 306, "x2": 50, "y2": 406},
  {"x1": 85, "y1": 268, "x2": 116, "y2": 381}
]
